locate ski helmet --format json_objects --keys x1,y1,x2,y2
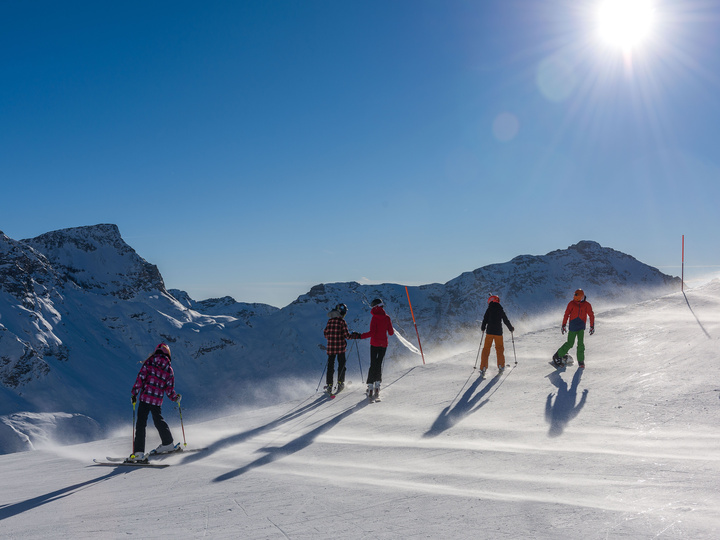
[
  {"x1": 335, "y1": 303, "x2": 348, "y2": 317},
  {"x1": 155, "y1": 342, "x2": 171, "y2": 358},
  {"x1": 370, "y1": 298, "x2": 383, "y2": 308},
  {"x1": 488, "y1": 295, "x2": 500, "y2": 304},
  {"x1": 573, "y1": 289, "x2": 585, "y2": 301}
]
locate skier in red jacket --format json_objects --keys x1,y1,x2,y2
[
  {"x1": 357, "y1": 298, "x2": 394, "y2": 401},
  {"x1": 553, "y1": 289, "x2": 595, "y2": 368}
]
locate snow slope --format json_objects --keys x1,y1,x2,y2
[{"x1": 1, "y1": 281, "x2": 718, "y2": 539}]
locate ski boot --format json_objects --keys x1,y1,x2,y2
[
  {"x1": 126, "y1": 452, "x2": 147, "y2": 463},
  {"x1": 479, "y1": 368, "x2": 486, "y2": 379},
  {"x1": 151, "y1": 442, "x2": 181, "y2": 455},
  {"x1": 373, "y1": 383, "x2": 381, "y2": 401},
  {"x1": 366, "y1": 383, "x2": 375, "y2": 402},
  {"x1": 336, "y1": 382, "x2": 345, "y2": 394},
  {"x1": 324, "y1": 384, "x2": 334, "y2": 396},
  {"x1": 498, "y1": 365, "x2": 505, "y2": 374},
  {"x1": 552, "y1": 353, "x2": 564, "y2": 367}
]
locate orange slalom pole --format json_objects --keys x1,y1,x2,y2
[{"x1": 405, "y1": 286, "x2": 426, "y2": 365}]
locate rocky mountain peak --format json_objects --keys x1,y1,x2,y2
[{"x1": 23, "y1": 224, "x2": 166, "y2": 299}]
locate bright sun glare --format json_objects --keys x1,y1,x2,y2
[{"x1": 597, "y1": 0, "x2": 656, "y2": 51}]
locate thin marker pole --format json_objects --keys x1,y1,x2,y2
[
  {"x1": 681, "y1": 235, "x2": 685, "y2": 292},
  {"x1": 405, "y1": 286, "x2": 426, "y2": 365}
]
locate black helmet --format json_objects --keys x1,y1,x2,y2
[
  {"x1": 335, "y1": 303, "x2": 348, "y2": 317},
  {"x1": 370, "y1": 298, "x2": 383, "y2": 307}
]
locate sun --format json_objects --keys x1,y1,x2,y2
[{"x1": 597, "y1": 0, "x2": 656, "y2": 51}]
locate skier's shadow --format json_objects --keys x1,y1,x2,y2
[
  {"x1": 0, "y1": 467, "x2": 133, "y2": 520},
  {"x1": 545, "y1": 368, "x2": 587, "y2": 437},
  {"x1": 423, "y1": 375, "x2": 500, "y2": 438},
  {"x1": 212, "y1": 399, "x2": 368, "y2": 482},
  {"x1": 180, "y1": 395, "x2": 329, "y2": 465}
]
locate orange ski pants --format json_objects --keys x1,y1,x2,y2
[{"x1": 480, "y1": 334, "x2": 505, "y2": 370}]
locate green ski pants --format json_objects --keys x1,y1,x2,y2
[{"x1": 557, "y1": 330, "x2": 585, "y2": 363}]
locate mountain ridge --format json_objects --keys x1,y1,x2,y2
[{"x1": 0, "y1": 225, "x2": 680, "y2": 453}]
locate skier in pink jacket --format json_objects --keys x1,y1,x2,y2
[{"x1": 129, "y1": 343, "x2": 181, "y2": 462}]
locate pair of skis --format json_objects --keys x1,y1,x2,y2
[
  {"x1": 323, "y1": 381, "x2": 349, "y2": 399},
  {"x1": 479, "y1": 368, "x2": 506, "y2": 380},
  {"x1": 93, "y1": 446, "x2": 207, "y2": 468}
]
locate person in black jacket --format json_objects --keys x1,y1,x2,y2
[{"x1": 480, "y1": 294, "x2": 514, "y2": 377}]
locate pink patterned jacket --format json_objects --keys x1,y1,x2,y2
[{"x1": 131, "y1": 353, "x2": 179, "y2": 406}]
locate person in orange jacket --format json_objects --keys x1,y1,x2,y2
[{"x1": 553, "y1": 289, "x2": 595, "y2": 368}]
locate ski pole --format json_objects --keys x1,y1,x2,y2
[
  {"x1": 316, "y1": 361, "x2": 327, "y2": 392},
  {"x1": 132, "y1": 399, "x2": 136, "y2": 454},
  {"x1": 474, "y1": 331, "x2": 485, "y2": 370},
  {"x1": 354, "y1": 339, "x2": 364, "y2": 381},
  {"x1": 511, "y1": 332, "x2": 517, "y2": 365},
  {"x1": 177, "y1": 400, "x2": 187, "y2": 448}
]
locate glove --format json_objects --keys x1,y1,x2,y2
[
  {"x1": 561, "y1": 325, "x2": 566, "y2": 335},
  {"x1": 589, "y1": 326, "x2": 594, "y2": 335},
  {"x1": 350, "y1": 332, "x2": 361, "y2": 339},
  {"x1": 175, "y1": 394, "x2": 182, "y2": 403},
  {"x1": 131, "y1": 395, "x2": 136, "y2": 405},
  {"x1": 508, "y1": 325, "x2": 514, "y2": 333}
]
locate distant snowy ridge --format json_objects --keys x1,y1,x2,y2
[{"x1": 0, "y1": 225, "x2": 680, "y2": 454}]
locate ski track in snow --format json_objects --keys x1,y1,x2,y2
[{"x1": 1, "y1": 285, "x2": 720, "y2": 538}]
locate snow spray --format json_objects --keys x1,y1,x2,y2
[{"x1": 394, "y1": 330, "x2": 421, "y2": 354}]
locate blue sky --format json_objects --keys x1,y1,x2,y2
[{"x1": 2, "y1": 0, "x2": 719, "y2": 307}]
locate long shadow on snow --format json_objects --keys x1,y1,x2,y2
[
  {"x1": 0, "y1": 467, "x2": 136, "y2": 521},
  {"x1": 545, "y1": 368, "x2": 587, "y2": 437},
  {"x1": 422, "y1": 373, "x2": 501, "y2": 438},
  {"x1": 212, "y1": 399, "x2": 368, "y2": 482},
  {"x1": 683, "y1": 292, "x2": 712, "y2": 339},
  {"x1": 181, "y1": 395, "x2": 330, "y2": 465}
]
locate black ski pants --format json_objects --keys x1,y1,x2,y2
[
  {"x1": 326, "y1": 352, "x2": 347, "y2": 386},
  {"x1": 134, "y1": 400, "x2": 173, "y2": 453},
  {"x1": 366, "y1": 346, "x2": 387, "y2": 385}
]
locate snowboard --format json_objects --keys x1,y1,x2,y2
[{"x1": 549, "y1": 354, "x2": 574, "y2": 368}]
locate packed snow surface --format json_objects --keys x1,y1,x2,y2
[{"x1": 1, "y1": 282, "x2": 719, "y2": 539}]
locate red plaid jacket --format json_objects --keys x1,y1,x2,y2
[
  {"x1": 131, "y1": 353, "x2": 179, "y2": 406},
  {"x1": 324, "y1": 315, "x2": 350, "y2": 355}
]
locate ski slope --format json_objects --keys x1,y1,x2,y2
[{"x1": 1, "y1": 282, "x2": 719, "y2": 539}]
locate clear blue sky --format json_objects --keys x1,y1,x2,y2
[{"x1": 2, "y1": 1, "x2": 719, "y2": 307}]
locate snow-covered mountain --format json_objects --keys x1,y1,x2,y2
[
  {"x1": 0, "y1": 224, "x2": 680, "y2": 453},
  {"x1": 1, "y1": 280, "x2": 718, "y2": 538}
]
